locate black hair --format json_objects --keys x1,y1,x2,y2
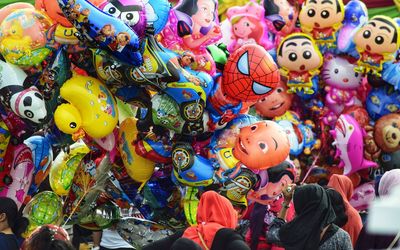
[
  {"x1": 267, "y1": 161, "x2": 295, "y2": 183},
  {"x1": 278, "y1": 35, "x2": 312, "y2": 56},
  {"x1": 263, "y1": 0, "x2": 280, "y2": 16},
  {"x1": 25, "y1": 226, "x2": 75, "y2": 250},
  {"x1": 372, "y1": 17, "x2": 398, "y2": 44},
  {"x1": 175, "y1": 0, "x2": 217, "y2": 21},
  {"x1": 304, "y1": 0, "x2": 342, "y2": 14},
  {"x1": 325, "y1": 188, "x2": 348, "y2": 227},
  {"x1": 0, "y1": 197, "x2": 28, "y2": 238}
]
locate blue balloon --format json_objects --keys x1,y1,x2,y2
[
  {"x1": 145, "y1": 0, "x2": 170, "y2": 34},
  {"x1": 366, "y1": 86, "x2": 400, "y2": 121}
]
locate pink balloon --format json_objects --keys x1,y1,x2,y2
[{"x1": 0, "y1": 2, "x2": 34, "y2": 24}]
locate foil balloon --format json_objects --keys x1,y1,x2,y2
[
  {"x1": 0, "y1": 60, "x2": 48, "y2": 124},
  {"x1": 99, "y1": 0, "x2": 147, "y2": 39},
  {"x1": 54, "y1": 75, "x2": 119, "y2": 140},
  {"x1": 0, "y1": 120, "x2": 10, "y2": 166},
  {"x1": 79, "y1": 200, "x2": 121, "y2": 230},
  {"x1": 0, "y1": 2, "x2": 34, "y2": 24},
  {"x1": 0, "y1": 9, "x2": 53, "y2": 67},
  {"x1": 23, "y1": 191, "x2": 63, "y2": 234},
  {"x1": 380, "y1": 150, "x2": 400, "y2": 171},
  {"x1": 49, "y1": 141, "x2": 90, "y2": 196},
  {"x1": 366, "y1": 85, "x2": 400, "y2": 121},
  {"x1": 57, "y1": 0, "x2": 142, "y2": 66},
  {"x1": 24, "y1": 135, "x2": 53, "y2": 196},
  {"x1": 374, "y1": 114, "x2": 400, "y2": 153},
  {"x1": 118, "y1": 118, "x2": 155, "y2": 185},
  {"x1": 277, "y1": 33, "x2": 322, "y2": 95},
  {"x1": 354, "y1": 16, "x2": 400, "y2": 77},
  {"x1": 0, "y1": 143, "x2": 34, "y2": 208},
  {"x1": 349, "y1": 182, "x2": 375, "y2": 211},
  {"x1": 330, "y1": 114, "x2": 377, "y2": 176},
  {"x1": 143, "y1": 0, "x2": 170, "y2": 35}
]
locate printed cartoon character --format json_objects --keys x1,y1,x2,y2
[
  {"x1": 254, "y1": 78, "x2": 293, "y2": 118},
  {"x1": 322, "y1": 54, "x2": 362, "y2": 115},
  {"x1": 263, "y1": 0, "x2": 300, "y2": 45},
  {"x1": 207, "y1": 44, "x2": 280, "y2": 129},
  {"x1": 299, "y1": 0, "x2": 344, "y2": 51},
  {"x1": 247, "y1": 160, "x2": 295, "y2": 205},
  {"x1": 374, "y1": 113, "x2": 400, "y2": 153},
  {"x1": 226, "y1": 2, "x2": 270, "y2": 52},
  {"x1": 0, "y1": 20, "x2": 32, "y2": 62},
  {"x1": 366, "y1": 85, "x2": 400, "y2": 121},
  {"x1": 95, "y1": 24, "x2": 115, "y2": 45},
  {"x1": 277, "y1": 33, "x2": 323, "y2": 95},
  {"x1": 354, "y1": 16, "x2": 400, "y2": 77},
  {"x1": 99, "y1": 0, "x2": 146, "y2": 38}
]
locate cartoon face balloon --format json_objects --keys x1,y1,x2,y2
[
  {"x1": 263, "y1": 0, "x2": 299, "y2": 36},
  {"x1": 366, "y1": 86, "x2": 400, "y2": 121},
  {"x1": 255, "y1": 79, "x2": 292, "y2": 118},
  {"x1": 374, "y1": 114, "x2": 400, "y2": 153},
  {"x1": 233, "y1": 121, "x2": 290, "y2": 170},
  {"x1": 222, "y1": 44, "x2": 280, "y2": 102}
]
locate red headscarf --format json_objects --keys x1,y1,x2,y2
[
  {"x1": 328, "y1": 174, "x2": 363, "y2": 246},
  {"x1": 182, "y1": 191, "x2": 238, "y2": 250}
]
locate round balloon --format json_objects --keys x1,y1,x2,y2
[
  {"x1": 54, "y1": 75, "x2": 119, "y2": 140},
  {"x1": 374, "y1": 114, "x2": 400, "y2": 153},
  {"x1": 0, "y1": 3, "x2": 34, "y2": 24}
]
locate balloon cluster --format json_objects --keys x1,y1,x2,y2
[{"x1": 0, "y1": 0, "x2": 399, "y2": 245}]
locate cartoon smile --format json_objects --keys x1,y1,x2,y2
[
  {"x1": 238, "y1": 138, "x2": 248, "y2": 155},
  {"x1": 385, "y1": 130, "x2": 398, "y2": 144},
  {"x1": 366, "y1": 45, "x2": 371, "y2": 51},
  {"x1": 314, "y1": 22, "x2": 320, "y2": 28},
  {"x1": 205, "y1": 18, "x2": 211, "y2": 23},
  {"x1": 300, "y1": 65, "x2": 306, "y2": 71},
  {"x1": 270, "y1": 102, "x2": 285, "y2": 110}
]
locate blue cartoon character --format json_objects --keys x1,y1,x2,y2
[{"x1": 366, "y1": 85, "x2": 400, "y2": 121}]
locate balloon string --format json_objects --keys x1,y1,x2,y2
[
  {"x1": 62, "y1": 189, "x2": 89, "y2": 227},
  {"x1": 300, "y1": 151, "x2": 321, "y2": 185}
]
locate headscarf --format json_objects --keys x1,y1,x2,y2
[
  {"x1": 328, "y1": 174, "x2": 362, "y2": 246},
  {"x1": 279, "y1": 184, "x2": 336, "y2": 250},
  {"x1": 182, "y1": 191, "x2": 238, "y2": 250},
  {"x1": 378, "y1": 169, "x2": 400, "y2": 197}
]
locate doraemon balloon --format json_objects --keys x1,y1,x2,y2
[{"x1": 0, "y1": 61, "x2": 47, "y2": 124}]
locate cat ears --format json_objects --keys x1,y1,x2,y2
[
  {"x1": 324, "y1": 53, "x2": 358, "y2": 64},
  {"x1": 226, "y1": 1, "x2": 265, "y2": 22}
]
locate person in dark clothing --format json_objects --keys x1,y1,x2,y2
[
  {"x1": 0, "y1": 197, "x2": 28, "y2": 250},
  {"x1": 325, "y1": 188, "x2": 349, "y2": 227}
]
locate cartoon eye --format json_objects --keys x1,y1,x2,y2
[
  {"x1": 103, "y1": 3, "x2": 121, "y2": 17},
  {"x1": 121, "y1": 11, "x2": 140, "y2": 26},
  {"x1": 307, "y1": 9, "x2": 315, "y2": 17},
  {"x1": 355, "y1": 72, "x2": 359, "y2": 77},
  {"x1": 363, "y1": 30, "x2": 371, "y2": 39},
  {"x1": 258, "y1": 142, "x2": 269, "y2": 153},
  {"x1": 24, "y1": 110, "x2": 33, "y2": 118},
  {"x1": 303, "y1": 50, "x2": 312, "y2": 59},
  {"x1": 252, "y1": 81, "x2": 272, "y2": 95},
  {"x1": 370, "y1": 95, "x2": 380, "y2": 105},
  {"x1": 375, "y1": 36, "x2": 384, "y2": 45},
  {"x1": 237, "y1": 51, "x2": 249, "y2": 75},
  {"x1": 69, "y1": 122, "x2": 77, "y2": 129},
  {"x1": 277, "y1": 88, "x2": 283, "y2": 93},
  {"x1": 349, "y1": 125, "x2": 353, "y2": 130},
  {"x1": 392, "y1": 122, "x2": 398, "y2": 128},
  {"x1": 387, "y1": 104, "x2": 398, "y2": 112},
  {"x1": 334, "y1": 68, "x2": 339, "y2": 74},
  {"x1": 34, "y1": 92, "x2": 43, "y2": 100},
  {"x1": 251, "y1": 125, "x2": 258, "y2": 131},
  {"x1": 245, "y1": 22, "x2": 250, "y2": 27},
  {"x1": 321, "y1": 10, "x2": 329, "y2": 19},
  {"x1": 288, "y1": 52, "x2": 297, "y2": 62}
]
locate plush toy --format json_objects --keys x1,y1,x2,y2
[{"x1": 277, "y1": 33, "x2": 323, "y2": 95}]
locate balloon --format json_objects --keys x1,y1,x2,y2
[
  {"x1": 24, "y1": 135, "x2": 53, "y2": 196},
  {"x1": 99, "y1": 0, "x2": 147, "y2": 39},
  {"x1": 380, "y1": 150, "x2": 400, "y2": 171},
  {"x1": 79, "y1": 201, "x2": 121, "y2": 230},
  {"x1": 254, "y1": 79, "x2": 293, "y2": 118},
  {"x1": 0, "y1": 9, "x2": 53, "y2": 67},
  {"x1": 349, "y1": 182, "x2": 375, "y2": 211},
  {"x1": 23, "y1": 191, "x2": 63, "y2": 234},
  {"x1": 277, "y1": 33, "x2": 322, "y2": 95},
  {"x1": 0, "y1": 143, "x2": 34, "y2": 209},
  {"x1": 299, "y1": 0, "x2": 344, "y2": 51},
  {"x1": 49, "y1": 141, "x2": 90, "y2": 196},
  {"x1": 0, "y1": 60, "x2": 48, "y2": 124},
  {"x1": 330, "y1": 114, "x2": 377, "y2": 176},
  {"x1": 374, "y1": 114, "x2": 400, "y2": 153},
  {"x1": 54, "y1": 75, "x2": 119, "y2": 140},
  {"x1": 143, "y1": 0, "x2": 170, "y2": 34},
  {"x1": 0, "y1": 3, "x2": 34, "y2": 24},
  {"x1": 354, "y1": 16, "x2": 400, "y2": 77},
  {"x1": 57, "y1": 0, "x2": 142, "y2": 66},
  {"x1": 0, "y1": 120, "x2": 10, "y2": 166},
  {"x1": 118, "y1": 118, "x2": 155, "y2": 184},
  {"x1": 366, "y1": 85, "x2": 400, "y2": 121}
]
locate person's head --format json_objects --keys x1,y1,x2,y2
[
  {"x1": 378, "y1": 169, "x2": 400, "y2": 197},
  {"x1": 293, "y1": 184, "x2": 333, "y2": 216},
  {"x1": 327, "y1": 174, "x2": 353, "y2": 201},
  {"x1": 117, "y1": 32, "x2": 130, "y2": 46},
  {"x1": 101, "y1": 24, "x2": 114, "y2": 36},
  {"x1": 325, "y1": 188, "x2": 348, "y2": 227},
  {"x1": 176, "y1": 0, "x2": 218, "y2": 28},
  {"x1": 181, "y1": 51, "x2": 195, "y2": 67},
  {"x1": 299, "y1": 0, "x2": 344, "y2": 29},
  {"x1": 23, "y1": 225, "x2": 74, "y2": 250},
  {"x1": 0, "y1": 197, "x2": 28, "y2": 237}
]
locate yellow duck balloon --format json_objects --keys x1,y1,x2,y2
[{"x1": 54, "y1": 75, "x2": 119, "y2": 140}]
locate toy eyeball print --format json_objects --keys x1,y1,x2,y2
[
  {"x1": 354, "y1": 16, "x2": 400, "y2": 77},
  {"x1": 374, "y1": 113, "x2": 400, "y2": 153},
  {"x1": 299, "y1": 0, "x2": 344, "y2": 48},
  {"x1": 277, "y1": 33, "x2": 323, "y2": 94},
  {"x1": 233, "y1": 121, "x2": 290, "y2": 171},
  {"x1": 222, "y1": 44, "x2": 280, "y2": 102}
]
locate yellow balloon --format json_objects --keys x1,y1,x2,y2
[
  {"x1": 49, "y1": 141, "x2": 90, "y2": 196},
  {"x1": 118, "y1": 118, "x2": 155, "y2": 184},
  {"x1": 54, "y1": 76, "x2": 119, "y2": 139},
  {"x1": 0, "y1": 121, "x2": 10, "y2": 163}
]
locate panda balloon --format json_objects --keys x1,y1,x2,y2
[{"x1": 0, "y1": 61, "x2": 47, "y2": 124}]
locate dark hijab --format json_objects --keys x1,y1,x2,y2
[{"x1": 279, "y1": 184, "x2": 336, "y2": 250}]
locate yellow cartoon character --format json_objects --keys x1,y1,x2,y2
[{"x1": 0, "y1": 20, "x2": 32, "y2": 62}]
